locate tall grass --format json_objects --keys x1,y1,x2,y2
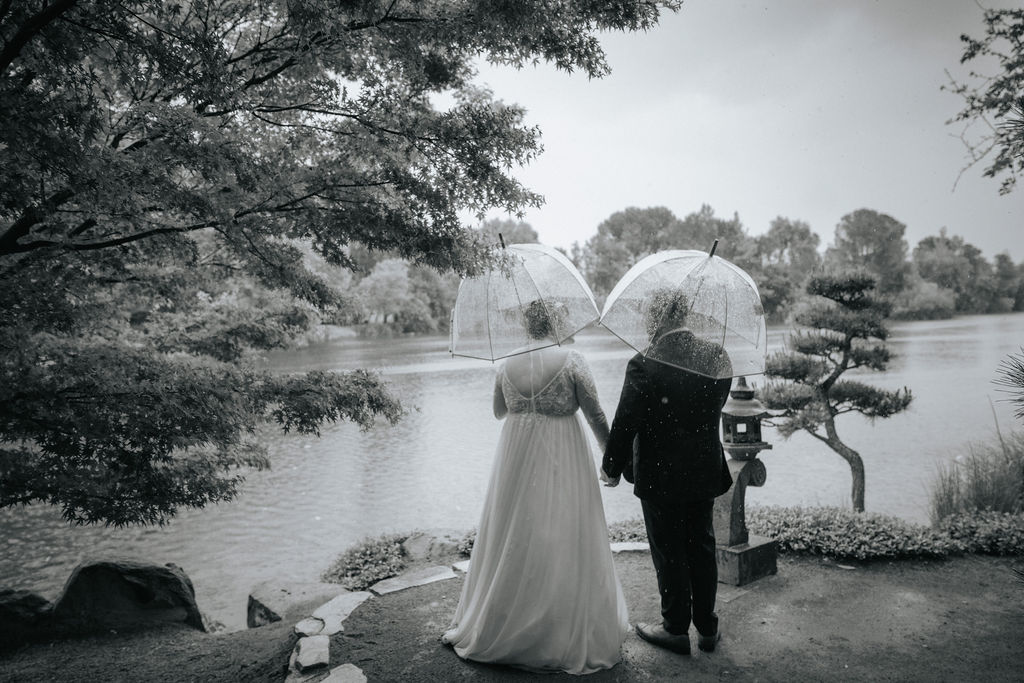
[{"x1": 929, "y1": 430, "x2": 1024, "y2": 525}]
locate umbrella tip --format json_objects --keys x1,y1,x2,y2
[
  {"x1": 498, "y1": 233, "x2": 506, "y2": 249},
  {"x1": 709, "y1": 239, "x2": 718, "y2": 257}
]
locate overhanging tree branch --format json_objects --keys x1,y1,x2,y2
[{"x1": 0, "y1": 0, "x2": 78, "y2": 74}]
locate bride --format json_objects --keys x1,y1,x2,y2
[{"x1": 443, "y1": 300, "x2": 629, "y2": 674}]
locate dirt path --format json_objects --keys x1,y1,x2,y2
[{"x1": 2, "y1": 553, "x2": 1022, "y2": 682}]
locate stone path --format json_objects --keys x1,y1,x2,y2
[{"x1": 282, "y1": 540, "x2": 655, "y2": 682}]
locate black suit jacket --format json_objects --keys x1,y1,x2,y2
[{"x1": 602, "y1": 334, "x2": 733, "y2": 502}]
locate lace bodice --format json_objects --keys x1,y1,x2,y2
[{"x1": 494, "y1": 349, "x2": 610, "y2": 448}]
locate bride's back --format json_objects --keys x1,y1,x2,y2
[{"x1": 504, "y1": 347, "x2": 572, "y2": 398}]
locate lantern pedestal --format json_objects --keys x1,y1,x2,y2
[{"x1": 713, "y1": 455, "x2": 777, "y2": 586}]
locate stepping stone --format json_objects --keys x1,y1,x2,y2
[
  {"x1": 312, "y1": 591, "x2": 373, "y2": 635},
  {"x1": 293, "y1": 635, "x2": 330, "y2": 673},
  {"x1": 369, "y1": 565, "x2": 457, "y2": 595},
  {"x1": 610, "y1": 541, "x2": 650, "y2": 553},
  {"x1": 294, "y1": 616, "x2": 325, "y2": 637},
  {"x1": 322, "y1": 663, "x2": 367, "y2": 682},
  {"x1": 452, "y1": 559, "x2": 471, "y2": 573}
]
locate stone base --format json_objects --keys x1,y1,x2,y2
[{"x1": 716, "y1": 535, "x2": 777, "y2": 586}]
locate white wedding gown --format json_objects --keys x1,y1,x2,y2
[{"x1": 443, "y1": 349, "x2": 629, "y2": 674}]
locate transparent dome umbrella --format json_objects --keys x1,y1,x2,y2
[
  {"x1": 599, "y1": 244, "x2": 767, "y2": 379},
  {"x1": 450, "y1": 242, "x2": 599, "y2": 361}
]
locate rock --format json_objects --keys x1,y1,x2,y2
[
  {"x1": 248, "y1": 581, "x2": 346, "y2": 628},
  {"x1": 323, "y1": 663, "x2": 367, "y2": 682},
  {"x1": 294, "y1": 634, "x2": 330, "y2": 672},
  {"x1": 49, "y1": 559, "x2": 204, "y2": 635},
  {"x1": 311, "y1": 591, "x2": 373, "y2": 635},
  {"x1": 0, "y1": 589, "x2": 51, "y2": 650},
  {"x1": 401, "y1": 530, "x2": 462, "y2": 563},
  {"x1": 295, "y1": 616, "x2": 325, "y2": 637}
]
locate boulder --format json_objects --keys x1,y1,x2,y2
[
  {"x1": 49, "y1": 559, "x2": 205, "y2": 635},
  {"x1": 0, "y1": 589, "x2": 51, "y2": 650},
  {"x1": 248, "y1": 581, "x2": 345, "y2": 628}
]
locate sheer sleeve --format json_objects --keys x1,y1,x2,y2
[
  {"x1": 602, "y1": 355, "x2": 647, "y2": 481},
  {"x1": 493, "y1": 369, "x2": 508, "y2": 419},
  {"x1": 570, "y1": 351, "x2": 610, "y2": 450}
]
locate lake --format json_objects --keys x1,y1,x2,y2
[{"x1": 1, "y1": 313, "x2": 1022, "y2": 631}]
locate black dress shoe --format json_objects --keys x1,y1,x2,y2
[
  {"x1": 697, "y1": 630, "x2": 721, "y2": 652},
  {"x1": 635, "y1": 622, "x2": 691, "y2": 655}
]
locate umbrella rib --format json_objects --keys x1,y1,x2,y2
[
  {"x1": 485, "y1": 268, "x2": 495, "y2": 361},
  {"x1": 516, "y1": 260, "x2": 559, "y2": 347}
]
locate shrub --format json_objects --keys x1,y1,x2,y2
[
  {"x1": 746, "y1": 506, "x2": 960, "y2": 561},
  {"x1": 607, "y1": 518, "x2": 647, "y2": 543},
  {"x1": 929, "y1": 431, "x2": 1024, "y2": 524},
  {"x1": 938, "y1": 510, "x2": 1024, "y2": 555},
  {"x1": 456, "y1": 529, "x2": 476, "y2": 557},
  {"x1": 321, "y1": 533, "x2": 408, "y2": 590}
]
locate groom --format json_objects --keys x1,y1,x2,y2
[{"x1": 601, "y1": 288, "x2": 733, "y2": 656}]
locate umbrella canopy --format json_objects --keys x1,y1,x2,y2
[
  {"x1": 600, "y1": 249, "x2": 767, "y2": 379},
  {"x1": 450, "y1": 243, "x2": 599, "y2": 361}
]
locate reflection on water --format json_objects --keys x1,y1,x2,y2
[{"x1": 1, "y1": 314, "x2": 1022, "y2": 630}]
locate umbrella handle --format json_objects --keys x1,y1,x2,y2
[{"x1": 709, "y1": 239, "x2": 718, "y2": 257}]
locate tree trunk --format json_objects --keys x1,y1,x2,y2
[{"x1": 820, "y1": 417, "x2": 866, "y2": 512}]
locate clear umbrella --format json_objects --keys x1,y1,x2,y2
[
  {"x1": 450, "y1": 242, "x2": 599, "y2": 361},
  {"x1": 599, "y1": 244, "x2": 767, "y2": 378}
]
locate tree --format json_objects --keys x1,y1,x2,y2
[
  {"x1": 751, "y1": 217, "x2": 822, "y2": 321},
  {"x1": 913, "y1": 229, "x2": 999, "y2": 313},
  {"x1": 0, "y1": 0, "x2": 679, "y2": 525},
  {"x1": 476, "y1": 218, "x2": 539, "y2": 247},
  {"x1": 760, "y1": 273, "x2": 913, "y2": 512},
  {"x1": 581, "y1": 204, "x2": 753, "y2": 298},
  {"x1": 824, "y1": 209, "x2": 910, "y2": 297},
  {"x1": 755, "y1": 217, "x2": 822, "y2": 274},
  {"x1": 582, "y1": 206, "x2": 684, "y2": 296},
  {"x1": 947, "y1": 7, "x2": 1024, "y2": 194}
]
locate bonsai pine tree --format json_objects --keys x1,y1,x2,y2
[{"x1": 760, "y1": 273, "x2": 912, "y2": 512}]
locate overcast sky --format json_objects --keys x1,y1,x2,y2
[{"x1": 476, "y1": 0, "x2": 1024, "y2": 262}]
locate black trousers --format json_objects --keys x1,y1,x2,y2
[{"x1": 641, "y1": 496, "x2": 719, "y2": 637}]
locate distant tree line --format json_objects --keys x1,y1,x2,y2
[{"x1": 331, "y1": 206, "x2": 1023, "y2": 335}]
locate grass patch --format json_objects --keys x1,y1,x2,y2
[{"x1": 929, "y1": 430, "x2": 1024, "y2": 524}]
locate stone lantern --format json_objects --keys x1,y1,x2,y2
[{"x1": 714, "y1": 376, "x2": 777, "y2": 586}]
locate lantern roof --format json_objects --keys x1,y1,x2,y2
[{"x1": 722, "y1": 376, "x2": 769, "y2": 417}]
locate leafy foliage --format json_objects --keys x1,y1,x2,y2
[
  {"x1": 947, "y1": 7, "x2": 1024, "y2": 194},
  {"x1": 761, "y1": 273, "x2": 912, "y2": 511},
  {"x1": 938, "y1": 511, "x2": 1024, "y2": 556},
  {"x1": 746, "y1": 506, "x2": 961, "y2": 561},
  {"x1": 320, "y1": 533, "x2": 409, "y2": 591},
  {"x1": 0, "y1": 0, "x2": 680, "y2": 525}
]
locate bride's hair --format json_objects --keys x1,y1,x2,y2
[{"x1": 523, "y1": 300, "x2": 566, "y2": 340}]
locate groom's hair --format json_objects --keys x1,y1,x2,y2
[{"x1": 644, "y1": 287, "x2": 690, "y2": 339}]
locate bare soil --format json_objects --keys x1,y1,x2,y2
[{"x1": 2, "y1": 553, "x2": 1022, "y2": 682}]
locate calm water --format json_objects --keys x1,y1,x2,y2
[{"x1": 1, "y1": 313, "x2": 1022, "y2": 630}]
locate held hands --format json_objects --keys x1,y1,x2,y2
[{"x1": 599, "y1": 468, "x2": 620, "y2": 488}]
